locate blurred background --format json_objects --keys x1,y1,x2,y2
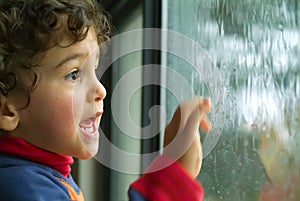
[{"x1": 72, "y1": 0, "x2": 300, "y2": 200}]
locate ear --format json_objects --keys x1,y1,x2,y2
[{"x1": 0, "y1": 97, "x2": 19, "y2": 131}]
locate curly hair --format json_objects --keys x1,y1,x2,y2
[{"x1": 0, "y1": 0, "x2": 111, "y2": 100}]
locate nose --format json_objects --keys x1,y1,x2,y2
[
  {"x1": 96, "y1": 81, "x2": 106, "y2": 102},
  {"x1": 89, "y1": 78, "x2": 106, "y2": 103}
]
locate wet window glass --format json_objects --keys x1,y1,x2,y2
[{"x1": 162, "y1": 0, "x2": 300, "y2": 200}]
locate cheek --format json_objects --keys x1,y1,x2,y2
[
  {"x1": 26, "y1": 84, "x2": 85, "y2": 136},
  {"x1": 71, "y1": 91, "x2": 85, "y2": 121},
  {"x1": 36, "y1": 93, "x2": 75, "y2": 130}
]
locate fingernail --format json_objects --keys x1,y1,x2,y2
[{"x1": 203, "y1": 97, "x2": 211, "y2": 112}]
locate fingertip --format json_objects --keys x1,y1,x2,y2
[
  {"x1": 203, "y1": 97, "x2": 211, "y2": 108},
  {"x1": 200, "y1": 114, "x2": 212, "y2": 132},
  {"x1": 198, "y1": 97, "x2": 211, "y2": 113},
  {"x1": 200, "y1": 119, "x2": 211, "y2": 132}
]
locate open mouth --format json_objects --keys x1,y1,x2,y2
[{"x1": 79, "y1": 117, "x2": 98, "y2": 137}]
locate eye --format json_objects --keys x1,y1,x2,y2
[{"x1": 65, "y1": 69, "x2": 80, "y2": 81}]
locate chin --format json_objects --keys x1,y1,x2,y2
[{"x1": 76, "y1": 146, "x2": 99, "y2": 160}]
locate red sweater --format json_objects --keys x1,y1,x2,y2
[{"x1": 129, "y1": 155, "x2": 204, "y2": 201}]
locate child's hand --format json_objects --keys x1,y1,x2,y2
[{"x1": 163, "y1": 97, "x2": 211, "y2": 178}]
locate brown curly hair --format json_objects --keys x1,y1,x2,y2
[{"x1": 0, "y1": 0, "x2": 111, "y2": 100}]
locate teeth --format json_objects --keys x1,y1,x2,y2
[{"x1": 84, "y1": 127, "x2": 94, "y2": 134}]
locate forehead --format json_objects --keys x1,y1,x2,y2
[{"x1": 36, "y1": 27, "x2": 99, "y2": 68}]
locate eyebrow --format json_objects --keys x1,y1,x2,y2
[
  {"x1": 54, "y1": 51, "x2": 100, "y2": 69},
  {"x1": 54, "y1": 53, "x2": 85, "y2": 69}
]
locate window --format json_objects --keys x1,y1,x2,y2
[{"x1": 163, "y1": 0, "x2": 300, "y2": 200}]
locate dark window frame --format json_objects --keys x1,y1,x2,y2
[{"x1": 96, "y1": 0, "x2": 162, "y2": 199}]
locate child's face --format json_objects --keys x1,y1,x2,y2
[{"x1": 10, "y1": 27, "x2": 106, "y2": 159}]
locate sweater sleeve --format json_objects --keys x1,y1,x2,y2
[{"x1": 128, "y1": 155, "x2": 204, "y2": 201}]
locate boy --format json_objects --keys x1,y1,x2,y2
[{"x1": 0, "y1": 0, "x2": 211, "y2": 200}]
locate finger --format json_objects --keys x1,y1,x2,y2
[
  {"x1": 164, "y1": 104, "x2": 203, "y2": 159},
  {"x1": 175, "y1": 97, "x2": 211, "y2": 134},
  {"x1": 169, "y1": 97, "x2": 204, "y2": 132},
  {"x1": 199, "y1": 97, "x2": 211, "y2": 113},
  {"x1": 198, "y1": 97, "x2": 211, "y2": 132},
  {"x1": 200, "y1": 114, "x2": 211, "y2": 132},
  {"x1": 182, "y1": 104, "x2": 204, "y2": 136},
  {"x1": 164, "y1": 96, "x2": 211, "y2": 147}
]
